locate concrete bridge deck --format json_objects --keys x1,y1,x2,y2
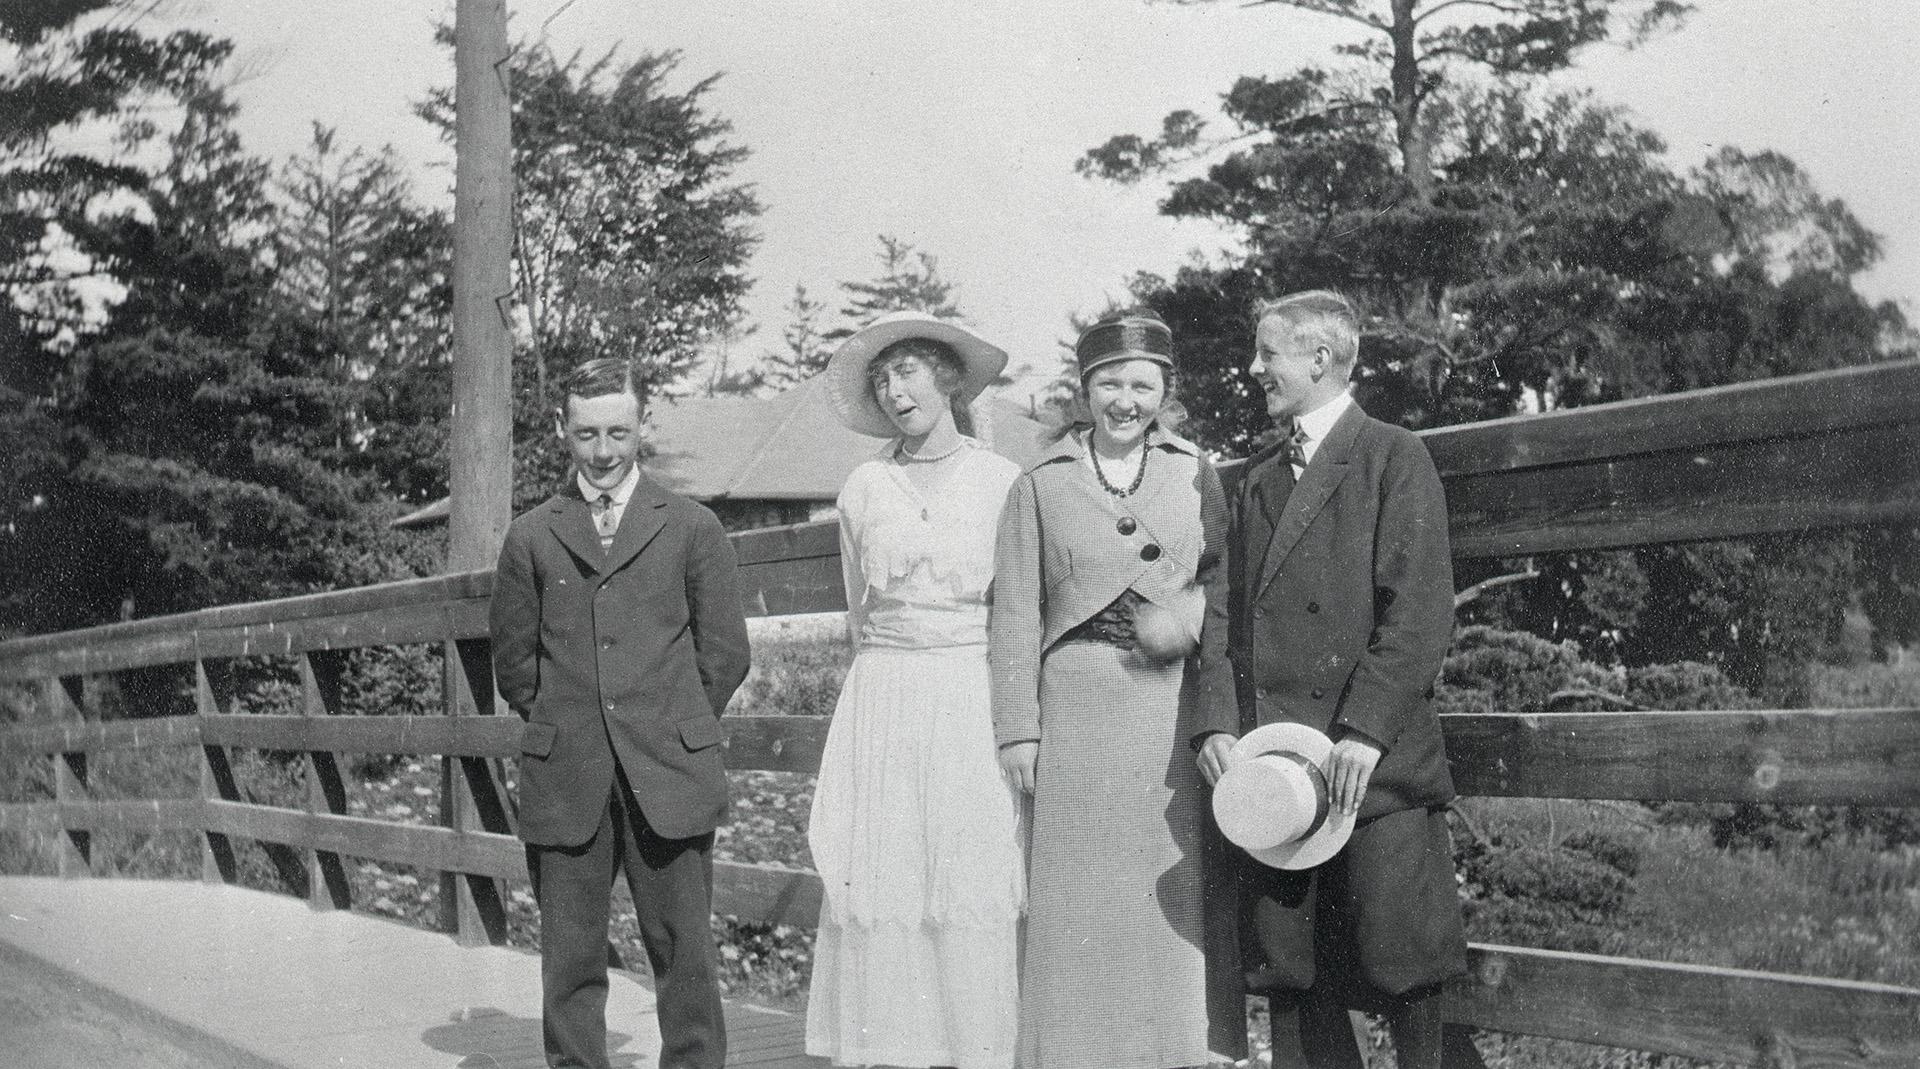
[{"x1": 0, "y1": 876, "x2": 818, "y2": 1069}]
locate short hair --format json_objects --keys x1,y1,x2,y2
[
  {"x1": 1255, "y1": 290, "x2": 1360, "y2": 368},
  {"x1": 555, "y1": 357, "x2": 644, "y2": 408}
]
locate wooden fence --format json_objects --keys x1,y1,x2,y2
[{"x1": 2, "y1": 360, "x2": 1918, "y2": 1066}]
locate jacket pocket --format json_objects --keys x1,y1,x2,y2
[
  {"x1": 520, "y1": 720, "x2": 557, "y2": 758},
  {"x1": 678, "y1": 716, "x2": 724, "y2": 752}
]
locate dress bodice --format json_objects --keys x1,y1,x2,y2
[{"x1": 838, "y1": 440, "x2": 1020, "y2": 650}]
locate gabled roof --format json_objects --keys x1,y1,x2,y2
[{"x1": 391, "y1": 379, "x2": 1055, "y2": 527}]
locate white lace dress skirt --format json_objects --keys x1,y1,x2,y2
[{"x1": 805, "y1": 643, "x2": 1025, "y2": 1069}]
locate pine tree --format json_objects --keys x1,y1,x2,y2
[
  {"x1": 1, "y1": 6, "x2": 401, "y2": 636},
  {"x1": 419, "y1": 41, "x2": 762, "y2": 506},
  {"x1": 1078, "y1": 0, "x2": 1916, "y2": 698}
]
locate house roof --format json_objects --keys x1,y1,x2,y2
[{"x1": 391, "y1": 379, "x2": 1056, "y2": 528}]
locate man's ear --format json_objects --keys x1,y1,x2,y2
[
  {"x1": 1312, "y1": 344, "x2": 1334, "y2": 381},
  {"x1": 552, "y1": 405, "x2": 568, "y2": 441}
]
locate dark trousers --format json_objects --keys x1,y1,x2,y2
[
  {"x1": 1244, "y1": 807, "x2": 1477, "y2": 1069},
  {"x1": 527, "y1": 782, "x2": 724, "y2": 1069}
]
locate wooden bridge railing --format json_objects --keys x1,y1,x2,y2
[{"x1": 3, "y1": 360, "x2": 1918, "y2": 1066}]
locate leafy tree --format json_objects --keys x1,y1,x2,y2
[
  {"x1": 0, "y1": 5, "x2": 405, "y2": 639},
  {"x1": 1078, "y1": 0, "x2": 1916, "y2": 699},
  {"x1": 419, "y1": 41, "x2": 762, "y2": 506}
]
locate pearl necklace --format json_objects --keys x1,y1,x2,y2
[
  {"x1": 1092, "y1": 444, "x2": 1149, "y2": 497},
  {"x1": 898, "y1": 437, "x2": 967, "y2": 463}
]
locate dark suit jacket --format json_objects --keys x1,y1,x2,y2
[
  {"x1": 1195, "y1": 401, "x2": 1455, "y2": 819},
  {"x1": 490, "y1": 474, "x2": 751, "y2": 846}
]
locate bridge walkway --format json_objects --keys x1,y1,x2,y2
[{"x1": 0, "y1": 876, "x2": 819, "y2": 1069}]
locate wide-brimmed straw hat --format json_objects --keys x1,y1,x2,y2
[
  {"x1": 824, "y1": 311, "x2": 1008, "y2": 438},
  {"x1": 1211, "y1": 722, "x2": 1356, "y2": 870}
]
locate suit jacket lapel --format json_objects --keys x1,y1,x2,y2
[
  {"x1": 1254, "y1": 405, "x2": 1364, "y2": 601},
  {"x1": 545, "y1": 494, "x2": 606, "y2": 574},
  {"x1": 1235, "y1": 439, "x2": 1285, "y2": 581},
  {"x1": 601, "y1": 474, "x2": 670, "y2": 577}
]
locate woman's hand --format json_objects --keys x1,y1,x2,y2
[{"x1": 999, "y1": 741, "x2": 1039, "y2": 794}]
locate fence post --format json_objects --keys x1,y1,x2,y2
[
  {"x1": 440, "y1": 635, "x2": 510, "y2": 946},
  {"x1": 194, "y1": 659, "x2": 237, "y2": 884},
  {"x1": 45, "y1": 677, "x2": 89, "y2": 877},
  {"x1": 300, "y1": 651, "x2": 352, "y2": 910}
]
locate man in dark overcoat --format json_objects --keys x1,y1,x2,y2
[
  {"x1": 1195, "y1": 291, "x2": 1469, "y2": 1069},
  {"x1": 491, "y1": 357, "x2": 750, "y2": 1069}
]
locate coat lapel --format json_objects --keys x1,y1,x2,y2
[
  {"x1": 1253, "y1": 405, "x2": 1364, "y2": 601},
  {"x1": 545, "y1": 494, "x2": 606, "y2": 574},
  {"x1": 600, "y1": 473, "x2": 670, "y2": 578}
]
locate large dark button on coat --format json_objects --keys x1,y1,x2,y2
[
  {"x1": 1140, "y1": 543, "x2": 1161, "y2": 562},
  {"x1": 1307, "y1": 601, "x2": 1321, "y2": 614},
  {"x1": 1117, "y1": 517, "x2": 1137, "y2": 536}
]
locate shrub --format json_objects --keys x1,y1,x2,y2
[
  {"x1": 1437, "y1": 625, "x2": 1621, "y2": 714},
  {"x1": 1623, "y1": 661, "x2": 1751, "y2": 711}
]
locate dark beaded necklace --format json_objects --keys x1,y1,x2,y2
[{"x1": 1092, "y1": 444, "x2": 1149, "y2": 497}]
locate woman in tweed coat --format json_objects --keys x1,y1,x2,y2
[{"x1": 989, "y1": 312, "x2": 1240, "y2": 1069}]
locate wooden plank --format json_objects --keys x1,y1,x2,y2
[
  {"x1": 720, "y1": 717, "x2": 830, "y2": 774},
  {"x1": 0, "y1": 600, "x2": 492, "y2": 681},
  {"x1": 1444, "y1": 943, "x2": 1920, "y2": 1068},
  {"x1": 0, "y1": 570, "x2": 492, "y2": 660},
  {"x1": 442, "y1": 635, "x2": 510, "y2": 947},
  {"x1": 0, "y1": 715, "x2": 202, "y2": 760},
  {"x1": 197, "y1": 714, "x2": 524, "y2": 758},
  {"x1": 1443, "y1": 419, "x2": 1920, "y2": 559},
  {"x1": 194, "y1": 661, "x2": 237, "y2": 884},
  {"x1": 46, "y1": 678, "x2": 91, "y2": 876},
  {"x1": 0, "y1": 799, "x2": 203, "y2": 836},
  {"x1": 301, "y1": 652, "x2": 353, "y2": 911},
  {"x1": 730, "y1": 521, "x2": 839, "y2": 567},
  {"x1": 737, "y1": 553, "x2": 846, "y2": 619},
  {"x1": 199, "y1": 799, "x2": 526, "y2": 880},
  {"x1": 711, "y1": 861, "x2": 823, "y2": 929},
  {"x1": 1442, "y1": 708, "x2": 1920, "y2": 805},
  {"x1": 1424, "y1": 359, "x2": 1920, "y2": 477}
]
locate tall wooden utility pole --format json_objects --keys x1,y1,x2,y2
[
  {"x1": 444, "y1": 0, "x2": 515, "y2": 949},
  {"x1": 449, "y1": 0, "x2": 514, "y2": 570}
]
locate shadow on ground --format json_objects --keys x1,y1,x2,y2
[{"x1": 422, "y1": 1006, "x2": 641, "y2": 1068}]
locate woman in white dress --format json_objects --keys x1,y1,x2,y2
[{"x1": 805, "y1": 310, "x2": 1026, "y2": 1069}]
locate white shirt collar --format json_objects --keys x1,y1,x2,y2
[
  {"x1": 575, "y1": 462, "x2": 641, "y2": 506},
  {"x1": 1294, "y1": 389, "x2": 1353, "y2": 466},
  {"x1": 1297, "y1": 389, "x2": 1352, "y2": 443}
]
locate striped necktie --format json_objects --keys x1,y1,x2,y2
[
  {"x1": 1285, "y1": 421, "x2": 1309, "y2": 470},
  {"x1": 591, "y1": 493, "x2": 617, "y2": 551}
]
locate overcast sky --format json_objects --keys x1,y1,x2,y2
[{"x1": 169, "y1": 0, "x2": 1920, "y2": 395}]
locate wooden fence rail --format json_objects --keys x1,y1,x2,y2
[{"x1": 3, "y1": 359, "x2": 1919, "y2": 1067}]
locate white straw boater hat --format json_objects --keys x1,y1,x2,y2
[
  {"x1": 1212, "y1": 722, "x2": 1356, "y2": 870},
  {"x1": 824, "y1": 310, "x2": 1008, "y2": 438}
]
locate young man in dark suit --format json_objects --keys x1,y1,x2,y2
[
  {"x1": 490, "y1": 357, "x2": 750, "y2": 1069},
  {"x1": 1195, "y1": 291, "x2": 1470, "y2": 1069}
]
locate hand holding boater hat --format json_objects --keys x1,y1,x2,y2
[{"x1": 1210, "y1": 722, "x2": 1356, "y2": 870}]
